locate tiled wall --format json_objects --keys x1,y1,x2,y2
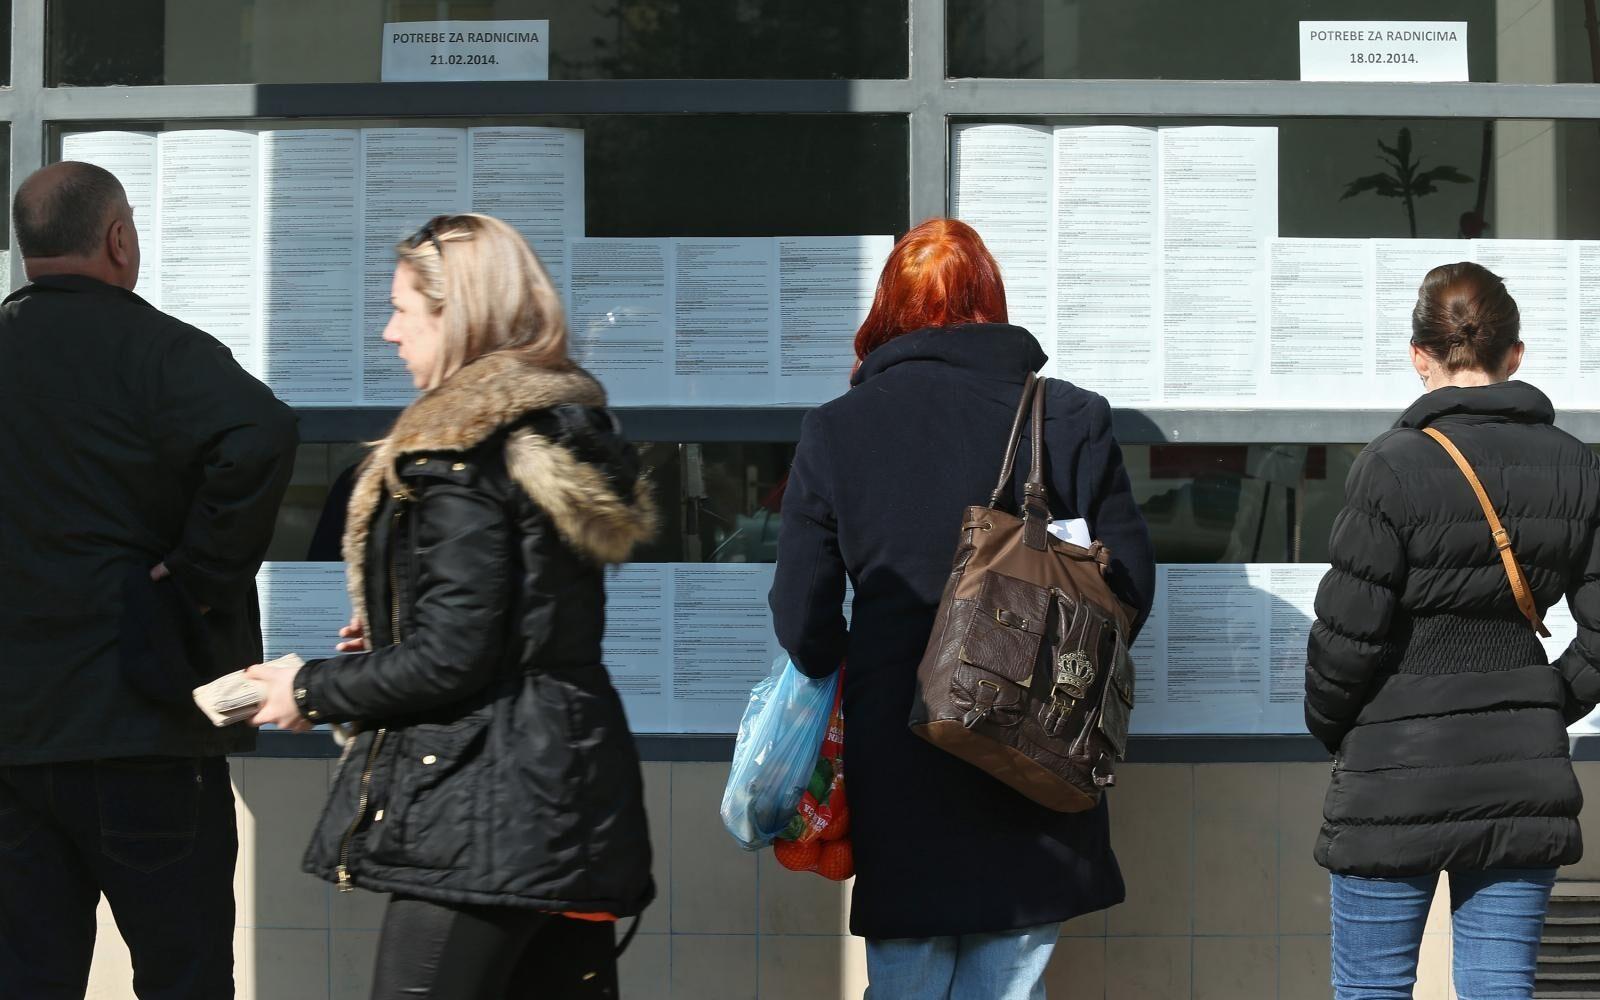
[{"x1": 84, "y1": 759, "x2": 1600, "y2": 999}]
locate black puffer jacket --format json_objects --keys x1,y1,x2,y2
[
  {"x1": 298, "y1": 353, "x2": 657, "y2": 916},
  {"x1": 1307, "y1": 381, "x2": 1600, "y2": 877}
]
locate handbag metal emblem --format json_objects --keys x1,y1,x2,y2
[{"x1": 1054, "y1": 650, "x2": 1095, "y2": 701}]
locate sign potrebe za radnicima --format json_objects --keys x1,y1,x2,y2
[
  {"x1": 1299, "y1": 21, "x2": 1469, "y2": 82},
  {"x1": 381, "y1": 20, "x2": 550, "y2": 82}
]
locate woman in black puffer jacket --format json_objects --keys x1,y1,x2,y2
[
  {"x1": 250, "y1": 214, "x2": 656, "y2": 999},
  {"x1": 1307, "y1": 262, "x2": 1600, "y2": 1000}
]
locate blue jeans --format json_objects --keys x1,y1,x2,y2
[
  {"x1": 865, "y1": 922, "x2": 1060, "y2": 1000},
  {"x1": 1331, "y1": 869, "x2": 1556, "y2": 1000}
]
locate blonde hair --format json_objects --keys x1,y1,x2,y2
[{"x1": 395, "y1": 213, "x2": 570, "y2": 387}]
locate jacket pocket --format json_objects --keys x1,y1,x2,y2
[
  {"x1": 371, "y1": 715, "x2": 489, "y2": 872},
  {"x1": 95, "y1": 757, "x2": 201, "y2": 873}
]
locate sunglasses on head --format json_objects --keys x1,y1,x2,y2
[{"x1": 407, "y1": 217, "x2": 449, "y2": 258}]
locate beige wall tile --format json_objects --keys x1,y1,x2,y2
[
  {"x1": 1565, "y1": 763, "x2": 1600, "y2": 880},
  {"x1": 1424, "y1": 875, "x2": 1450, "y2": 936},
  {"x1": 251, "y1": 928, "x2": 330, "y2": 1000},
  {"x1": 670, "y1": 934, "x2": 758, "y2": 1000},
  {"x1": 1279, "y1": 763, "x2": 1332, "y2": 936},
  {"x1": 1108, "y1": 765, "x2": 1193, "y2": 936},
  {"x1": 757, "y1": 850, "x2": 851, "y2": 935},
  {"x1": 232, "y1": 767, "x2": 252, "y2": 928},
  {"x1": 86, "y1": 898, "x2": 136, "y2": 1000},
  {"x1": 1194, "y1": 765, "x2": 1278, "y2": 936},
  {"x1": 1106, "y1": 936, "x2": 1190, "y2": 1000},
  {"x1": 1194, "y1": 936, "x2": 1276, "y2": 1000},
  {"x1": 330, "y1": 930, "x2": 379, "y2": 1000},
  {"x1": 238, "y1": 758, "x2": 331, "y2": 929},
  {"x1": 1416, "y1": 932, "x2": 1450, "y2": 1000},
  {"x1": 670, "y1": 763, "x2": 758, "y2": 934},
  {"x1": 1062, "y1": 909, "x2": 1108, "y2": 937},
  {"x1": 330, "y1": 886, "x2": 390, "y2": 932},
  {"x1": 759, "y1": 935, "x2": 864, "y2": 1000},
  {"x1": 1279, "y1": 934, "x2": 1331, "y2": 999},
  {"x1": 618, "y1": 933, "x2": 670, "y2": 1000},
  {"x1": 1045, "y1": 935, "x2": 1106, "y2": 997},
  {"x1": 641, "y1": 762, "x2": 672, "y2": 935},
  {"x1": 234, "y1": 926, "x2": 256, "y2": 1000}
]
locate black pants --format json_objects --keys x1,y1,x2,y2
[
  {"x1": 0, "y1": 757, "x2": 238, "y2": 999},
  {"x1": 371, "y1": 895, "x2": 619, "y2": 1000}
]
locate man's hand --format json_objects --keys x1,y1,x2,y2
[
  {"x1": 336, "y1": 617, "x2": 368, "y2": 654},
  {"x1": 246, "y1": 662, "x2": 312, "y2": 732}
]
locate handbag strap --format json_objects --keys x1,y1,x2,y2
[
  {"x1": 1021, "y1": 376, "x2": 1053, "y2": 550},
  {"x1": 1421, "y1": 427, "x2": 1551, "y2": 638},
  {"x1": 988, "y1": 373, "x2": 1039, "y2": 509}
]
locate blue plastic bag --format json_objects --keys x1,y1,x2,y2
[{"x1": 720, "y1": 655, "x2": 840, "y2": 851}]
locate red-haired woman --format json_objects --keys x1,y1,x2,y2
[{"x1": 769, "y1": 218, "x2": 1155, "y2": 998}]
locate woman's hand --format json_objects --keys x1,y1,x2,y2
[
  {"x1": 247, "y1": 662, "x2": 313, "y2": 732},
  {"x1": 336, "y1": 617, "x2": 367, "y2": 653}
]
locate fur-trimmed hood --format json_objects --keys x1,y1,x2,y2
[{"x1": 343, "y1": 352, "x2": 657, "y2": 622}]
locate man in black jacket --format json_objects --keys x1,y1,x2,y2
[{"x1": 0, "y1": 162, "x2": 297, "y2": 998}]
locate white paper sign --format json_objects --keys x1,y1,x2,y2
[
  {"x1": 1300, "y1": 21, "x2": 1468, "y2": 82},
  {"x1": 381, "y1": 20, "x2": 550, "y2": 82}
]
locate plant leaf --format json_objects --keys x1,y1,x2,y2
[
  {"x1": 1341, "y1": 173, "x2": 1406, "y2": 200},
  {"x1": 1397, "y1": 127, "x2": 1413, "y2": 164}
]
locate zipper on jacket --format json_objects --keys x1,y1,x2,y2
[{"x1": 336, "y1": 493, "x2": 408, "y2": 892}]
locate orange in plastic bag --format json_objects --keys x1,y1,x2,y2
[{"x1": 773, "y1": 672, "x2": 853, "y2": 881}]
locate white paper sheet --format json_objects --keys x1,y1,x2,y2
[
  {"x1": 669, "y1": 564, "x2": 781, "y2": 733},
  {"x1": 1158, "y1": 127, "x2": 1277, "y2": 403},
  {"x1": 775, "y1": 236, "x2": 893, "y2": 405},
  {"x1": 1581, "y1": 243, "x2": 1600, "y2": 391},
  {"x1": 1265, "y1": 239, "x2": 1373, "y2": 405},
  {"x1": 360, "y1": 128, "x2": 469, "y2": 404},
  {"x1": 259, "y1": 130, "x2": 361, "y2": 404},
  {"x1": 602, "y1": 564, "x2": 673, "y2": 734},
  {"x1": 62, "y1": 131, "x2": 161, "y2": 305},
  {"x1": 257, "y1": 562, "x2": 353, "y2": 664},
  {"x1": 950, "y1": 124, "x2": 1055, "y2": 338},
  {"x1": 673, "y1": 238, "x2": 777, "y2": 404},
  {"x1": 1051, "y1": 126, "x2": 1160, "y2": 402},
  {"x1": 1472, "y1": 239, "x2": 1577, "y2": 404},
  {"x1": 157, "y1": 130, "x2": 262, "y2": 377},
  {"x1": 567, "y1": 238, "x2": 674, "y2": 404},
  {"x1": 1371, "y1": 238, "x2": 1465, "y2": 385},
  {"x1": 467, "y1": 127, "x2": 584, "y2": 306}
]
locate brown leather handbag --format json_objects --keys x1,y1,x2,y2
[{"x1": 909, "y1": 373, "x2": 1137, "y2": 812}]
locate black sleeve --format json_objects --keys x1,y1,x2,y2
[
  {"x1": 1080, "y1": 396, "x2": 1156, "y2": 638},
  {"x1": 1556, "y1": 520, "x2": 1600, "y2": 723},
  {"x1": 296, "y1": 481, "x2": 513, "y2": 722},
  {"x1": 1305, "y1": 448, "x2": 1409, "y2": 754},
  {"x1": 769, "y1": 410, "x2": 848, "y2": 679},
  {"x1": 149, "y1": 330, "x2": 298, "y2": 608}
]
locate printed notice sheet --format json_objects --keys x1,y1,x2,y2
[
  {"x1": 569, "y1": 236, "x2": 892, "y2": 406},
  {"x1": 602, "y1": 563, "x2": 781, "y2": 733},
  {"x1": 259, "y1": 130, "x2": 361, "y2": 403},
  {"x1": 257, "y1": 562, "x2": 352, "y2": 664},
  {"x1": 157, "y1": 130, "x2": 262, "y2": 378},
  {"x1": 467, "y1": 127, "x2": 584, "y2": 305}
]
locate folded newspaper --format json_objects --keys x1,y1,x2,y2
[{"x1": 192, "y1": 654, "x2": 304, "y2": 727}]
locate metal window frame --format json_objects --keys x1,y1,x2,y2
[
  {"x1": 7, "y1": 0, "x2": 1600, "y2": 444},
  {"x1": 7, "y1": 0, "x2": 1599, "y2": 757}
]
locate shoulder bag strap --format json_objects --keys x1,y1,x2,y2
[
  {"x1": 1421, "y1": 426, "x2": 1551, "y2": 638},
  {"x1": 1021, "y1": 377, "x2": 1054, "y2": 550},
  {"x1": 988, "y1": 373, "x2": 1039, "y2": 510}
]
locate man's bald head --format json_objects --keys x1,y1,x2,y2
[{"x1": 14, "y1": 161, "x2": 140, "y2": 288}]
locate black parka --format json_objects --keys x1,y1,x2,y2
[
  {"x1": 298, "y1": 353, "x2": 657, "y2": 916},
  {"x1": 1307, "y1": 381, "x2": 1600, "y2": 877},
  {"x1": 771, "y1": 325, "x2": 1156, "y2": 939}
]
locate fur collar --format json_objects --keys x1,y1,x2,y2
[{"x1": 342, "y1": 352, "x2": 658, "y2": 623}]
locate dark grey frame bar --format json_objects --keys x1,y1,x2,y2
[{"x1": 8, "y1": 0, "x2": 1597, "y2": 758}]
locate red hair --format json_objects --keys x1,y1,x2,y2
[{"x1": 853, "y1": 218, "x2": 1009, "y2": 362}]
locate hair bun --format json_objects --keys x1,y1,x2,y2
[{"x1": 1455, "y1": 318, "x2": 1480, "y2": 343}]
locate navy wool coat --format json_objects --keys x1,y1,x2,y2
[{"x1": 770, "y1": 323, "x2": 1156, "y2": 939}]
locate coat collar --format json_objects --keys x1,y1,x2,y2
[
  {"x1": 851, "y1": 324, "x2": 1047, "y2": 387},
  {"x1": 341, "y1": 351, "x2": 656, "y2": 622},
  {"x1": 4, "y1": 274, "x2": 152, "y2": 307},
  {"x1": 1395, "y1": 380, "x2": 1555, "y2": 430}
]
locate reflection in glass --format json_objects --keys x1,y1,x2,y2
[
  {"x1": 48, "y1": 0, "x2": 907, "y2": 85},
  {"x1": 949, "y1": 0, "x2": 1600, "y2": 84}
]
